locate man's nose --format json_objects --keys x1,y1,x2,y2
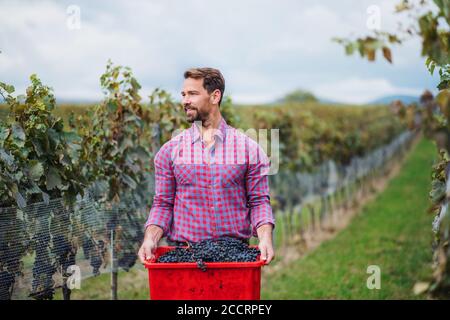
[{"x1": 182, "y1": 96, "x2": 191, "y2": 106}]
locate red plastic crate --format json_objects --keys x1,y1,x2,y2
[{"x1": 144, "y1": 246, "x2": 265, "y2": 300}]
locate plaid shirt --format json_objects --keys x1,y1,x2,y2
[{"x1": 145, "y1": 117, "x2": 275, "y2": 242}]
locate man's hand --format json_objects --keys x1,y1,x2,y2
[
  {"x1": 138, "y1": 225, "x2": 164, "y2": 263},
  {"x1": 256, "y1": 224, "x2": 275, "y2": 265}
]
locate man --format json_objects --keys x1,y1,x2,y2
[{"x1": 138, "y1": 68, "x2": 275, "y2": 264}]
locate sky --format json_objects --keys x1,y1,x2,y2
[{"x1": 0, "y1": 0, "x2": 442, "y2": 105}]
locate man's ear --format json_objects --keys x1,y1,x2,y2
[{"x1": 211, "y1": 89, "x2": 221, "y2": 105}]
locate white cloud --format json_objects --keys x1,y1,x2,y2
[
  {"x1": 0, "y1": 0, "x2": 437, "y2": 104},
  {"x1": 312, "y1": 77, "x2": 424, "y2": 104}
]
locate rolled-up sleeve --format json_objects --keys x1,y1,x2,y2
[
  {"x1": 145, "y1": 143, "x2": 175, "y2": 234},
  {"x1": 246, "y1": 142, "x2": 275, "y2": 237}
]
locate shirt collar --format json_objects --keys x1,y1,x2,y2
[{"x1": 190, "y1": 117, "x2": 228, "y2": 144}]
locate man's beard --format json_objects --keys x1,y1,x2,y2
[{"x1": 185, "y1": 107, "x2": 206, "y2": 123}]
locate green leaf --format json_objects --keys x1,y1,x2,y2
[
  {"x1": 14, "y1": 171, "x2": 23, "y2": 181},
  {"x1": 28, "y1": 160, "x2": 44, "y2": 181},
  {"x1": 47, "y1": 128, "x2": 61, "y2": 149},
  {"x1": 345, "y1": 43, "x2": 354, "y2": 55},
  {"x1": 42, "y1": 191, "x2": 50, "y2": 204},
  {"x1": 430, "y1": 179, "x2": 446, "y2": 203},
  {"x1": 27, "y1": 182, "x2": 43, "y2": 195},
  {"x1": 63, "y1": 131, "x2": 82, "y2": 144},
  {"x1": 133, "y1": 146, "x2": 150, "y2": 160},
  {"x1": 60, "y1": 152, "x2": 72, "y2": 167},
  {"x1": 436, "y1": 89, "x2": 450, "y2": 110},
  {"x1": 53, "y1": 118, "x2": 63, "y2": 131},
  {"x1": 430, "y1": 63, "x2": 436, "y2": 75},
  {"x1": 31, "y1": 138, "x2": 44, "y2": 157},
  {"x1": 15, "y1": 191, "x2": 26, "y2": 209},
  {"x1": 438, "y1": 80, "x2": 449, "y2": 90},
  {"x1": 124, "y1": 114, "x2": 140, "y2": 124},
  {"x1": 122, "y1": 174, "x2": 137, "y2": 189},
  {"x1": 11, "y1": 123, "x2": 26, "y2": 147},
  {"x1": 46, "y1": 166, "x2": 62, "y2": 190},
  {"x1": 0, "y1": 127, "x2": 10, "y2": 146},
  {"x1": 0, "y1": 82, "x2": 15, "y2": 94},
  {"x1": 130, "y1": 77, "x2": 141, "y2": 90},
  {"x1": 11, "y1": 184, "x2": 26, "y2": 209},
  {"x1": 107, "y1": 101, "x2": 118, "y2": 113},
  {"x1": 0, "y1": 148, "x2": 15, "y2": 169}
]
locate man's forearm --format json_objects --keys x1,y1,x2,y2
[
  {"x1": 256, "y1": 223, "x2": 275, "y2": 264},
  {"x1": 144, "y1": 224, "x2": 164, "y2": 243},
  {"x1": 256, "y1": 223, "x2": 273, "y2": 240}
]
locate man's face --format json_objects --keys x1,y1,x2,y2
[{"x1": 181, "y1": 77, "x2": 214, "y2": 123}]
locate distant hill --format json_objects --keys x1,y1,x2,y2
[
  {"x1": 316, "y1": 97, "x2": 344, "y2": 105},
  {"x1": 368, "y1": 95, "x2": 420, "y2": 105},
  {"x1": 275, "y1": 89, "x2": 318, "y2": 104}
]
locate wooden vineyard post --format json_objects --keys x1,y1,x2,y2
[{"x1": 111, "y1": 228, "x2": 118, "y2": 300}]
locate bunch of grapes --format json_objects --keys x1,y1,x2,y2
[
  {"x1": 89, "y1": 240, "x2": 105, "y2": 276},
  {"x1": 30, "y1": 232, "x2": 56, "y2": 300},
  {"x1": 118, "y1": 252, "x2": 138, "y2": 271},
  {"x1": 81, "y1": 235, "x2": 95, "y2": 259},
  {"x1": 52, "y1": 234, "x2": 76, "y2": 276},
  {"x1": 0, "y1": 271, "x2": 15, "y2": 300},
  {"x1": 157, "y1": 237, "x2": 260, "y2": 271},
  {"x1": 81, "y1": 235, "x2": 104, "y2": 275}
]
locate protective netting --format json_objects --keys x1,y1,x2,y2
[
  {"x1": 0, "y1": 190, "x2": 150, "y2": 300},
  {"x1": 431, "y1": 172, "x2": 450, "y2": 292},
  {"x1": 270, "y1": 131, "x2": 413, "y2": 208},
  {"x1": 0, "y1": 130, "x2": 415, "y2": 300},
  {"x1": 269, "y1": 130, "x2": 416, "y2": 248}
]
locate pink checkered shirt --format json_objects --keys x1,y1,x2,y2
[{"x1": 145, "y1": 117, "x2": 275, "y2": 242}]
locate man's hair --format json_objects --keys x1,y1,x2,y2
[{"x1": 184, "y1": 67, "x2": 225, "y2": 106}]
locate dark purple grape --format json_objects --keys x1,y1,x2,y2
[{"x1": 156, "y1": 237, "x2": 260, "y2": 271}]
